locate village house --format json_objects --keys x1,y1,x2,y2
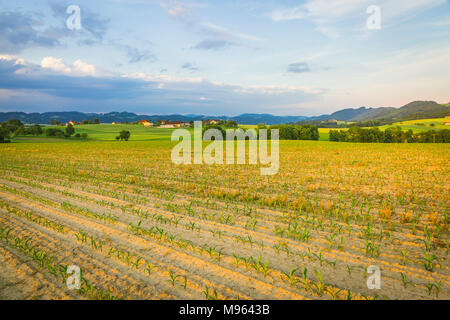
[
  {"x1": 65, "y1": 120, "x2": 77, "y2": 126},
  {"x1": 159, "y1": 121, "x2": 189, "y2": 128},
  {"x1": 206, "y1": 119, "x2": 221, "y2": 125},
  {"x1": 138, "y1": 120, "x2": 153, "y2": 127}
]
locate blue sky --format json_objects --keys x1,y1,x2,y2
[{"x1": 0, "y1": 0, "x2": 449, "y2": 116}]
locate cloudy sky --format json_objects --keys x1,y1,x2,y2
[{"x1": 0, "y1": 0, "x2": 449, "y2": 116}]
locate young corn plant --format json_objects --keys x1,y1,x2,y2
[
  {"x1": 202, "y1": 286, "x2": 218, "y2": 300},
  {"x1": 145, "y1": 263, "x2": 156, "y2": 276},
  {"x1": 281, "y1": 267, "x2": 299, "y2": 286},
  {"x1": 400, "y1": 273, "x2": 414, "y2": 289},
  {"x1": 311, "y1": 270, "x2": 327, "y2": 296},
  {"x1": 167, "y1": 270, "x2": 181, "y2": 287},
  {"x1": 419, "y1": 251, "x2": 437, "y2": 272}
]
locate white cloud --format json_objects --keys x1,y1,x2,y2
[
  {"x1": 123, "y1": 71, "x2": 323, "y2": 97},
  {"x1": 73, "y1": 59, "x2": 96, "y2": 75},
  {"x1": 268, "y1": 0, "x2": 446, "y2": 37},
  {"x1": 269, "y1": 7, "x2": 306, "y2": 22},
  {"x1": 160, "y1": 0, "x2": 186, "y2": 17},
  {"x1": 41, "y1": 57, "x2": 71, "y2": 74},
  {"x1": 0, "y1": 54, "x2": 27, "y2": 66},
  {"x1": 123, "y1": 72, "x2": 204, "y2": 84},
  {"x1": 40, "y1": 57, "x2": 96, "y2": 76},
  {"x1": 233, "y1": 85, "x2": 324, "y2": 96},
  {"x1": 159, "y1": 1, "x2": 264, "y2": 48}
]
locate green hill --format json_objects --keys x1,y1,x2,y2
[{"x1": 322, "y1": 101, "x2": 450, "y2": 122}]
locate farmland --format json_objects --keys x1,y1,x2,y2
[
  {"x1": 8, "y1": 118, "x2": 448, "y2": 143},
  {"x1": 0, "y1": 139, "x2": 448, "y2": 300},
  {"x1": 317, "y1": 118, "x2": 449, "y2": 141}
]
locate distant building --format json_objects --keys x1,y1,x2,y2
[
  {"x1": 138, "y1": 120, "x2": 153, "y2": 127},
  {"x1": 207, "y1": 119, "x2": 220, "y2": 125},
  {"x1": 445, "y1": 116, "x2": 450, "y2": 126},
  {"x1": 66, "y1": 120, "x2": 77, "y2": 126},
  {"x1": 159, "y1": 121, "x2": 189, "y2": 128}
]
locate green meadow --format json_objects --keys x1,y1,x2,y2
[
  {"x1": 9, "y1": 118, "x2": 448, "y2": 143},
  {"x1": 11, "y1": 124, "x2": 179, "y2": 143},
  {"x1": 317, "y1": 117, "x2": 448, "y2": 141}
]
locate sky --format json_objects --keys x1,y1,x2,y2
[{"x1": 0, "y1": 0, "x2": 449, "y2": 116}]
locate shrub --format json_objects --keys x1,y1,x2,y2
[
  {"x1": 45, "y1": 128, "x2": 65, "y2": 137},
  {"x1": 268, "y1": 124, "x2": 319, "y2": 140},
  {"x1": 65, "y1": 124, "x2": 75, "y2": 136},
  {"x1": 0, "y1": 127, "x2": 11, "y2": 143},
  {"x1": 330, "y1": 127, "x2": 450, "y2": 143},
  {"x1": 119, "y1": 130, "x2": 131, "y2": 141}
]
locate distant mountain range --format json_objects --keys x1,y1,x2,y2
[
  {"x1": 1, "y1": 101, "x2": 449, "y2": 125},
  {"x1": 0, "y1": 111, "x2": 310, "y2": 125},
  {"x1": 316, "y1": 101, "x2": 450, "y2": 122}
]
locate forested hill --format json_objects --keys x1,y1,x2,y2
[{"x1": 1, "y1": 101, "x2": 448, "y2": 125}]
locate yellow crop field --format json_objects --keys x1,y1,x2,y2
[{"x1": 0, "y1": 140, "x2": 448, "y2": 300}]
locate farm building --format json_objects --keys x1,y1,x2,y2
[
  {"x1": 138, "y1": 120, "x2": 153, "y2": 127},
  {"x1": 65, "y1": 120, "x2": 77, "y2": 126},
  {"x1": 159, "y1": 121, "x2": 189, "y2": 128}
]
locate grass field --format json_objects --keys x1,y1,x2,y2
[
  {"x1": 0, "y1": 139, "x2": 448, "y2": 300},
  {"x1": 379, "y1": 118, "x2": 448, "y2": 132},
  {"x1": 11, "y1": 119, "x2": 447, "y2": 143},
  {"x1": 317, "y1": 118, "x2": 449, "y2": 141},
  {"x1": 68, "y1": 124, "x2": 177, "y2": 141}
]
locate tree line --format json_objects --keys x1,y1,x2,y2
[
  {"x1": 258, "y1": 124, "x2": 319, "y2": 140},
  {"x1": 200, "y1": 124, "x2": 319, "y2": 141},
  {"x1": 329, "y1": 126, "x2": 450, "y2": 143},
  {"x1": 50, "y1": 118, "x2": 100, "y2": 125},
  {"x1": 0, "y1": 119, "x2": 88, "y2": 143}
]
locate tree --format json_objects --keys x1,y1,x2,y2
[
  {"x1": 93, "y1": 118, "x2": 100, "y2": 124},
  {"x1": 45, "y1": 128, "x2": 64, "y2": 136},
  {"x1": 81, "y1": 133, "x2": 88, "y2": 140},
  {"x1": 65, "y1": 123, "x2": 75, "y2": 136},
  {"x1": 31, "y1": 124, "x2": 43, "y2": 136},
  {"x1": 7, "y1": 119, "x2": 23, "y2": 127},
  {"x1": 277, "y1": 124, "x2": 319, "y2": 141},
  {"x1": 13, "y1": 126, "x2": 27, "y2": 137},
  {"x1": 119, "y1": 130, "x2": 130, "y2": 141},
  {"x1": 202, "y1": 124, "x2": 225, "y2": 138},
  {"x1": 50, "y1": 119, "x2": 56, "y2": 125},
  {"x1": 1, "y1": 119, "x2": 24, "y2": 134},
  {"x1": 0, "y1": 127, "x2": 11, "y2": 143},
  {"x1": 226, "y1": 120, "x2": 238, "y2": 128}
]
